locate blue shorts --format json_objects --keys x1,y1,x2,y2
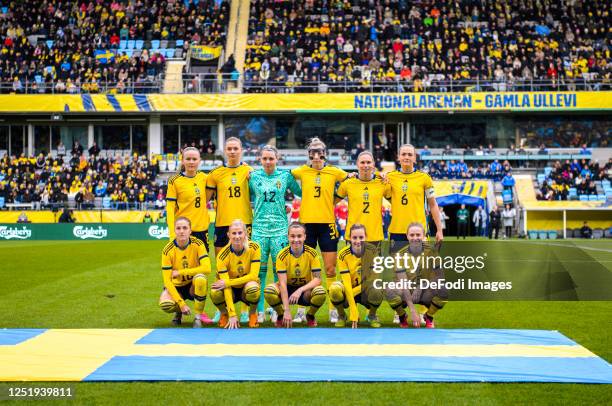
[
  {"x1": 214, "y1": 224, "x2": 252, "y2": 248},
  {"x1": 389, "y1": 233, "x2": 407, "y2": 242},
  {"x1": 163, "y1": 283, "x2": 194, "y2": 301},
  {"x1": 305, "y1": 223, "x2": 339, "y2": 252},
  {"x1": 191, "y1": 231, "x2": 209, "y2": 252},
  {"x1": 287, "y1": 285, "x2": 312, "y2": 306}
]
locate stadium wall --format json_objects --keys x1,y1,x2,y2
[{"x1": 0, "y1": 91, "x2": 610, "y2": 157}]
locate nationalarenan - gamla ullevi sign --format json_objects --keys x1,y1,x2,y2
[
  {"x1": 73, "y1": 226, "x2": 108, "y2": 239},
  {"x1": 0, "y1": 226, "x2": 32, "y2": 240}
]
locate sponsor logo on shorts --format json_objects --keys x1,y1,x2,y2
[
  {"x1": 0, "y1": 226, "x2": 32, "y2": 240},
  {"x1": 148, "y1": 225, "x2": 169, "y2": 239},
  {"x1": 73, "y1": 226, "x2": 108, "y2": 240}
]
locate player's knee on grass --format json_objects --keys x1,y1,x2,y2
[
  {"x1": 309, "y1": 286, "x2": 326, "y2": 309},
  {"x1": 159, "y1": 300, "x2": 178, "y2": 313},
  {"x1": 210, "y1": 288, "x2": 225, "y2": 307},
  {"x1": 243, "y1": 282, "x2": 260, "y2": 305},
  {"x1": 328, "y1": 281, "x2": 346, "y2": 306},
  {"x1": 193, "y1": 274, "x2": 207, "y2": 299},
  {"x1": 264, "y1": 284, "x2": 281, "y2": 307},
  {"x1": 367, "y1": 288, "x2": 383, "y2": 308},
  {"x1": 387, "y1": 294, "x2": 407, "y2": 313}
]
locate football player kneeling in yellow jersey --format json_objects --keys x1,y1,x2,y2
[
  {"x1": 264, "y1": 223, "x2": 327, "y2": 328},
  {"x1": 210, "y1": 219, "x2": 261, "y2": 329},
  {"x1": 159, "y1": 217, "x2": 212, "y2": 327},
  {"x1": 329, "y1": 224, "x2": 383, "y2": 328}
]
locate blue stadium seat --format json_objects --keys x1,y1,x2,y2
[
  {"x1": 46, "y1": 40, "x2": 54, "y2": 49},
  {"x1": 548, "y1": 230, "x2": 557, "y2": 240},
  {"x1": 568, "y1": 188, "x2": 577, "y2": 199},
  {"x1": 175, "y1": 39, "x2": 184, "y2": 48},
  {"x1": 538, "y1": 231, "x2": 548, "y2": 240},
  {"x1": 127, "y1": 40, "x2": 135, "y2": 49},
  {"x1": 1, "y1": 7, "x2": 8, "y2": 14},
  {"x1": 102, "y1": 197, "x2": 111, "y2": 209},
  {"x1": 536, "y1": 174, "x2": 546, "y2": 184},
  {"x1": 597, "y1": 195, "x2": 606, "y2": 201},
  {"x1": 119, "y1": 40, "x2": 127, "y2": 49},
  {"x1": 34, "y1": 75, "x2": 43, "y2": 84},
  {"x1": 125, "y1": 49, "x2": 133, "y2": 57},
  {"x1": 544, "y1": 167, "x2": 552, "y2": 176},
  {"x1": 588, "y1": 195, "x2": 598, "y2": 201},
  {"x1": 579, "y1": 195, "x2": 588, "y2": 201},
  {"x1": 135, "y1": 40, "x2": 144, "y2": 50},
  {"x1": 0, "y1": 196, "x2": 4, "y2": 208},
  {"x1": 603, "y1": 180, "x2": 611, "y2": 189},
  {"x1": 528, "y1": 231, "x2": 538, "y2": 240},
  {"x1": 151, "y1": 40, "x2": 160, "y2": 50},
  {"x1": 165, "y1": 48, "x2": 175, "y2": 58}
]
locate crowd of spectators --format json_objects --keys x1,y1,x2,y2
[
  {"x1": 0, "y1": 148, "x2": 165, "y2": 210},
  {"x1": 244, "y1": 0, "x2": 610, "y2": 93},
  {"x1": 536, "y1": 158, "x2": 611, "y2": 200},
  {"x1": 421, "y1": 159, "x2": 513, "y2": 181},
  {"x1": 0, "y1": 0, "x2": 229, "y2": 93},
  {"x1": 517, "y1": 117, "x2": 610, "y2": 148}
]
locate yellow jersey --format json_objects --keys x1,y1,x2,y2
[
  {"x1": 337, "y1": 245, "x2": 362, "y2": 288},
  {"x1": 337, "y1": 245, "x2": 363, "y2": 322},
  {"x1": 216, "y1": 241, "x2": 261, "y2": 288},
  {"x1": 386, "y1": 170, "x2": 434, "y2": 234},
  {"x1": 291, "y1": 164, "x2": 347, "y2": 223},
  {"x1": 336, "y1": 176, "x2": 390, "y2": 242},
  {"x1": 206, "y1": 163, "x2": 253, "y2": 227},
  {"x1": 275, "y1": 245, "x2": 322, "y2": 287},
  {"x1": 166, "y1": 171, "x2": 210, "y2": 237},
  {"x1": 161, "y1": 237, "x2": 211, "y2": 306}
]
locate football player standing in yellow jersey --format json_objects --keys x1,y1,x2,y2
[
  {"x1": 263, "y1": 223, "x2": 327, "y2": 328},
  {"x1": 159, "y1": 217, "x2": 212, "y2": 328},
  {"x1": 335, "y1": 151, "x2": 391, "y2": 243},
  {"x1": 166, "y1": 147, "x2": 214, "y2": 251},
  {"x1": 329, "y1": 224, "x2": 383, "y2": 328},
  {"x1": 291, "y1": 138, "x2": 348, "y2": 323},
  {"x1": 387, "y1": 144, "x2": 443, "y2": 242},
  {"x1": 207, "y1": 137, "x2": 254, "y2": 324},
  {"x1": 210, "y1": 220, "x2": 261, "y2": 329},
  {"x1": 207, "y1": 137, "x2": 254, "y2": 255}
]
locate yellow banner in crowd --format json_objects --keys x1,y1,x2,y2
[
  {"x1": 190, "y1": 45, "x2": 222, "y2": 61},
  {"x1": 0, "y1": 92, "x2": 609, "y2": 113}
]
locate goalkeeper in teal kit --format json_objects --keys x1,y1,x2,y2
[{"x1": 249, "y1": 145, "x2": 302, "y2": 323}]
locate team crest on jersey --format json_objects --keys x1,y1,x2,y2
[
  {"x1": 182, "y1": 256, "x2": 188, "y2": 269},
  {"x1": 363, "y1": 190, "x2": 369, "y2": 201},
  {"x1": 276, "y1": 180, "x2": 282, "y2": 189},
  {"x1": 194, "y1": 184, "x2": 201, "y2": 195},
  {"x1": 315, "y1": 174, "x2": 321, "y2": 185},
  {"x1": 231, "y1": 173, "x2": 237, "y2": 185},
  {"x1": 295, "y1": 266, "x2": 301, "y2": 277},
  {"x1": 237, "y1": 260, "x2": 244, "y2": 275},
  {"x1": 402, "y1": 181, "x2": 408, "y2": 193}
]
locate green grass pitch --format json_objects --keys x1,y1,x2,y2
[{"x1": 0, "y1": 239, "x2": 610, "y2": 405}]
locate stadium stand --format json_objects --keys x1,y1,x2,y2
[
  {"x1": 244, "y1": 0, "x2": 611, "y2": 93},
  {"x1": 0, "y1": 0, "x2": 229, "y2": 93},
  {"x1": 0, "y1": 152, "x2": 164, "y2": 210},
  {"x1": 535, "y1": 157, "x2": 612, "y2": 200}
]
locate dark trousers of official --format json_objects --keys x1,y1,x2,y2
[
  {"x1": 489, "y1": 225, "x2": 500, "y2": 239},
  {"x1": 457, "y1": 222, "x2": 467, "y2": 239},
  {"x1": 505, "y1": 226, "x2": 512, "y2": 238}
]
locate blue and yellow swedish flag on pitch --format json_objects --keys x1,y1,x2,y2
[{"x1": 1, "y1": 329, "x2": 611, "y2": 382}]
